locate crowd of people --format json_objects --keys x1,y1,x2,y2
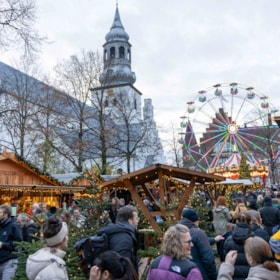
[{"x1": 1, "y1": 189, "x2": 280, "y2": 280}]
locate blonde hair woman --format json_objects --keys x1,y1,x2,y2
[
  {"x1": 247, "y1": 209, "x2": 269, "y2": 242},
  {"x1": 230, "y1": 197, "x2": 247, "y2": 220},
  {"x1": 147, "y1": 224, "x2": 203, "y2": 280}
]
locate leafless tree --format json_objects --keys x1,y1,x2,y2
[
  {"x1": 164, "y1": 121, "x2": 183, "y2": 168},
  {"x1": 46, "y1": 50, "x2": 105, "y2": 172},
  {"x1": 0, "y1": 58, "x2": 43, "y2": 158},
  {"x1": 0, "y1": 0, "x2": 44, "y2": 58},
  {"x1": 111, "y1": 90, "x2": 152, "y2": 173}
]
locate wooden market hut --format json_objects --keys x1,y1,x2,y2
[
  {"x1": 0, "y1": 151, "x2": 84, "y2": 212},
  {"x1": 100, "y1": 163, "x2": 224, "y2": 232}
]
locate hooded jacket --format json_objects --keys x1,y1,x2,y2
[
  {"x1": 213, "y1": 206, "x2": 232, "y2": 235},
  {"x1": 179, "y1": 218, "x2": 217, "y2": 280},
  {"x1": 26, "y1": 247, "x2": 69, "y2": 280},
  {"x1": 223, "y1": 222, "x2": 255, "y2": 280},
  {"x1": 250, "y1": 223, "x2": 269, "y2": 243},
  {"x1": 0, "y1": 217, "x2": 23, "y2": 264},
  {"x1": 259, "y1": 198, "x2": 280, "y2": 236},
  {"x1": 97, "y1": 221, "x2": 139, "y2": 271},
  {"x1": 217, "y1": 263, "x2": 280, "y2": 280}
]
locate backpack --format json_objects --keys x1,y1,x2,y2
[{"x1": 74, "y1": 233, "x2": 109, "y2": 271}]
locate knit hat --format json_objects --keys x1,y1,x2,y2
[
  {"x1": 182, "y1": 209, "x2": 199, "y2": 222},
  {"x1": 45, "y1": 221, "x2": 68, "y2": 247},
  {"x1": 269, "y1": 229, "x2": 280, "y2": 260},
  {"x1": 263, "y1": 196, "x2": 272, "y2": 204}
]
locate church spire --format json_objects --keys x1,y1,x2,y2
[{"x1": 99, "y1": 5, "x2": 136, "y2": 86}]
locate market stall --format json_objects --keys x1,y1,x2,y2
[{"x1": 0, "y1": 151, "x2": 84, "y2": 213}]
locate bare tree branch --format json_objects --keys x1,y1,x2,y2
[{"x1": 0, "y1": 0, "x2": 45, "y2": 59}]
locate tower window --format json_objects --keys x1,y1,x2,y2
[
  {"x1": 134, "y1": 97, "x2": 137, "y2": 110},
  {"x1": 110, "y1": 47, "x2": 115, "y2": 58},
  {"x1": 119, "y1": 47, "x2": 125, "y2": 58},
  {"x1": 104, "y1": 50, "x2": 108, "y2": 60}
]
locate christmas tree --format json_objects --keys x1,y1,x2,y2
[{"x1": 239, "y1": 154, "x2": 251, "y2": 179}]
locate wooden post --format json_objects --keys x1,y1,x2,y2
[
  {"x1": 175, "y1": 177, "x2": 196, "y2": 220},
  {"x1": 123, "y1": 179, "x2": 162, "y2": 232}
]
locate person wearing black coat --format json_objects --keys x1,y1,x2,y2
[
  {"x1": 223, "y1": 212, "x2": 254, "y2": 280},
  {"x1": 248, "y1": 193, "x2": 258, "y2": 210},
  {"x1": 17, "y1": 213, "x2": 39, "y2": 242},
  {"x1": 247, "y1": 209, "x2": 269, "y2": 242},
  {"x1": 0, "y1": 205, "x2": 23, "y2": 279},
  {"x1": 179, "y1": 209, "x2": 217, "y2": 280},
  {"x1": 259, "y1": 196, "x2": 280, "y2": 236},
  {"x1": 97, "y1": 205, "x2": 139, "y2": 272}
]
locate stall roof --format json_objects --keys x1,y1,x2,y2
[
  {"x1": 217, "y1": 178, "x2": 254, "y2": 185},
  {"x1": 0, "y1": 184, "x2": 85, "y2": 191},
  {"x1": 100, "y1": 163, "x2": 224, "y2": 189},
  {"x1": 0, "y1": 151, "x2": 84, "y2": 192}
]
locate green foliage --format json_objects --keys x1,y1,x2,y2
[
  {"x1": 14, "y1": 240, "x2": 42, "y2": 280},
  {"x1": 189, "y1": 194, "x2": 213, "y2": 236},
  {"x1": 138, "y1": 246, "x2": 160, "y2": 259}
]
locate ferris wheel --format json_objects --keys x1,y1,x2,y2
[{"x1": 180, "y1": 82, "x2": 280, "y2": 175}]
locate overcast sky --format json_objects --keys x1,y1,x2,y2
[{"x1": 2, "y1": 0, "x2": 280, "y2": 155}]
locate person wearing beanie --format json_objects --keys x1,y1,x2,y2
[
  {"x1": 270, "y1": 229, "x2": 280, "y2": 262},
  {"x1": 26, "y1": 216, "x2": 69, "y2": 280},
  {"x1": 259, "y1": 196, "x2": 280, "y2": 236},
  {"x1": 179, "y1": 209, "x2": 218, "y2": 280}
]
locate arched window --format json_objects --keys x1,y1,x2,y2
[
  {"x1": 119, "y1": 46, "x2": 125, "y2": 58},
  {"x1": 128, "y1": 49, "x2": 131, "y2": 60},
  {"x1": 110, "y1": 47, "x2": 115, "y2": 58},
  {"x1": 104, "y1": 50, "x2": 108, "y2": 60}
]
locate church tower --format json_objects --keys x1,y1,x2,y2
[
  {"x1": 94, "y1": 4, "x2": 142, "y2": 122},
  {"x1": 99, "y1": 5, "x2": 136, "y2": 86},
  {"x1": 91, "y1": 4, "x2": 165, "y2": 172}
]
